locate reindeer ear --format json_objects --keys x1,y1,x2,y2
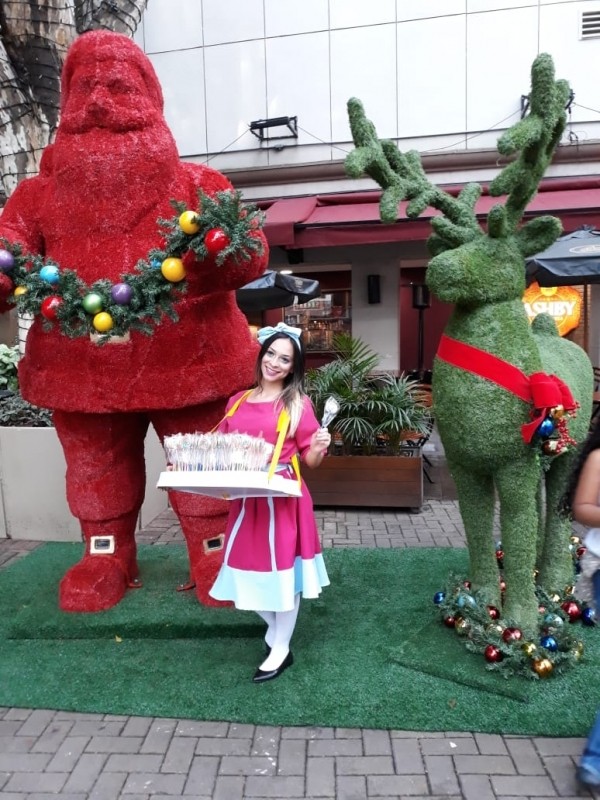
[{"x1": 515, "y1": 216, "x2": 562, "y2": 257}]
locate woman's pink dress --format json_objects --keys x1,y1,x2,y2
[{"x1": 209, "y1": 392, "x2": 330, "y2": 612}]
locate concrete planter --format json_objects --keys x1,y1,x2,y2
[
  {"x1": 303, "y1": 453, "x2": 424, "y2": 510},
  {"x1": 0, "y1": 426, "x2": 168, "y2": 540}
]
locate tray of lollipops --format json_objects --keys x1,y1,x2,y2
[{"x1": 156, "y1": 432, "x2": 301, "y2": 499}]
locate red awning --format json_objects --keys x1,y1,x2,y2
[{"x1": 261, "y1": 177, "x2": 600, "y2": 249}]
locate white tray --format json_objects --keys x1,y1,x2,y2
[{"x1": 156, "y1": 470, "x2": 302, "y2": 499}]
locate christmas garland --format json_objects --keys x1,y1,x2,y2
[
  {"x1": 0, "y1": 189, "x2": 264, "y2": 342},
  {"x1": 432, "y1": 536, "x2": 592, "y2": 679}
]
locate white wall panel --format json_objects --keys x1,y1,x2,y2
[
  {"x1": 151, "y1": 50, "x2": 207, "y2": 156},
  {"x1": 330, "y1": 0, "x2": 396, "y2": 29},
  {"x1": 467, "y1": 8, "x2": 538, "y2": 133},
  {"x1": 468, "y1": 0, "x2": 536, "y2": 10},
  {"x1": 204, "y1": 40, "x2": 266, "y2": 154},
  {"x1": 142, "y1": 0, "x2": 204, "y2": 53},
  {"x1": 266, "y1": 33, "x2": 331, "y2": 147},
  {"x1": 202, "y1": 0, "x2": 265, "y2": 45},
  {"x1": 331, "y1": 25, "x2": 397, "y2": 141},
  {"x1": 397, "y1": 0, "x2": 466, "y2": 22},
  {"x1": 540, "y1": 2, "x2": 600, "y2": 125},
  {"x1": 397, "y1": 16, "x2": 467, "y2": 138},
  {"x1": 265, "y1": 0, "x2": 329, "y2": 37}
]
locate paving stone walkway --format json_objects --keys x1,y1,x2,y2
[{"x1": 0, "y1": 452, "x2": 595, "y2": 799}]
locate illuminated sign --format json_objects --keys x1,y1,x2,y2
[{"x1": 522, "y1": 283, "x2": 582, "y2": 336}]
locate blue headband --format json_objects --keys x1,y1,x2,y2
[{"x1": 257, "y1": 322, "x2": 302, "y2": 349}]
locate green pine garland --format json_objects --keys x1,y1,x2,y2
[
  {"x1": 433, "y1": 540, "x2": 591, "y2": 679},
  {"x1": 2, "y1": 189, "x2": 264, "y2": 342}
]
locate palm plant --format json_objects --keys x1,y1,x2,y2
[{"x1": 305, "y1": 333, "x2": 431, "y2": 454}]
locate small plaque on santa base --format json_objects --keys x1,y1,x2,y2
[{"x1": 156, "y1": 470, "x2": 302, "y2": 499}]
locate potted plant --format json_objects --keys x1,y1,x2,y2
[
  {"x1": 0, "y1": 343, "x2": 20, "y2": 397},
  {"x1": 0, "y1": 351, "x2": 167, "y2": 540},
  {"x1": 304, "y1": 334, "x2": 432, "y2": 509}
]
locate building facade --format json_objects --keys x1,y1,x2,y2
[{"x1": 136, "y1": 0, "x2": 600, "y2": 371}]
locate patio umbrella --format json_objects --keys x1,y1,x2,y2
[
  {"x1": 525, "y1": 227, "x2": 600, "y2": 286},
  {"x1": 236, "y1": 270, "x2": 320, "y2": 313}
]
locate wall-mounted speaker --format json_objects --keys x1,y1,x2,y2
[
  {"x1": 412, "y1": 283, "x2": 431, "y2": 310},
  {"x1": 286, "y1": 248, "x2": 304, "y2": 265},
  {"x1": 367, "y1": 274, "x2": 381, "y2": 304}
]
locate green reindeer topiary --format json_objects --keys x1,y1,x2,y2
[{"x1": 346, "y1": 53, "x2": 593, "y2": 634}]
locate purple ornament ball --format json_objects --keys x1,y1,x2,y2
[
  {"x1": 111, "y1": 282, "x2": 133, "y2": 305},
  {"x1": 0, "y1": 249, "x2": 15, "y2": 272}
]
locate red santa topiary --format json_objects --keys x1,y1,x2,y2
[{"x1": 0, "y1": 30, "x2": 268, "y2": 612}]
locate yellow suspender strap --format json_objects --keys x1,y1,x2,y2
[
  {"x1": 267, "y1": 408, "x2": 302, "y2": 489},
  {"x1": 214, "y1": 390, "x2": 301, "y2": 488},
  {"x1": 211, "y1": 389, "x2": 253, "y2": 433}
]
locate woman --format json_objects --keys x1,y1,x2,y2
[
  {"x1": 561, "y1": 423, "x2": 600, "y2": 788},
  {"x1": 209, "y1": 322, "x2": 331, "y2": 682}
]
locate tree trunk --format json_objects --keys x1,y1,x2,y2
[{"x1": 0, "y1": 0, "x2": 148, "y2": 203}]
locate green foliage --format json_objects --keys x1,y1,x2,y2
[
  {"x1": 305, "y1": 333, "x2": 431, "y2": 454},
  {"x1": 5, "y1": 190, "x2": 264, "y2": 342},
  {"x1": 0, "y1": 391, "x2": 53, "y2": 428},
  {"x1": 0, "y1": 344, "x2": 19, "y2": 391}
]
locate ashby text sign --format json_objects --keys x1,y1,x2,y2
[{"x1": 522, "y1": 283, "x2": 582, "y2": 336}]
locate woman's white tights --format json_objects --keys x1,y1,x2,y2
[{"x1": 256, "y1": 593, "x2": 301, "y2": 671}]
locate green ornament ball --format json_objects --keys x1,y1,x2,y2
[{"x1": 82, "y1": 292, "x2": 104, "y2": 314}]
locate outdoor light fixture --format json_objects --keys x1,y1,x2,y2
[
  {"x1": 249, "y1": 116, "x2": 298, "y2": 143},
  {"x1": 520, "y1": 88, "x2": 574, "y2": 119}
]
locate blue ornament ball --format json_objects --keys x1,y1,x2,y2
[
  {"x1": 537, "y1": 417, "x2": 555, "y2": 438},
  {"x1": 582, "y1": 607, "x2": 596, "y2": 626},
  {"x1": 39, "y1": 265, "x2": 60, "y2": 285},
  {"x1": 456, "y1": 593, "x2": 477, "y2": 608},
  {"x1": 543, "y1": 612, "x2": 564, "y2": 628},
  {"x1": 433, "y1": 591, "x2": 446, "y2": 605},
  {"x1": 150, "y1": 258, "x2": 162, "y2": 269},
  {"x1": 540, "y1": 635, "x2": 558, "y2": 652}
]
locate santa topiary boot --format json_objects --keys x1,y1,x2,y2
[
  {"x1": 59, "y1": 511, "x2": 140, "y2": 612},
  {"x1": 176, "y1": 512, "x2": 231, "y2": 607}
]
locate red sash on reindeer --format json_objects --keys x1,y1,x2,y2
[{"x1": 436, "y1": 334, "x2": 577, "y2": 445}]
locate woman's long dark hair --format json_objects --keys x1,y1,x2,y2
[
  {"x1": 253, "y1": 332, "x2": 306, "y2": 434},
  {"x1": 560, "y1": 422, "x2": 600, "y2": 517}
]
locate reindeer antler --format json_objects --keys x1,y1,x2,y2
[
  {"x1": 345, "y1": 54, "x2": 569, "y2": 258},
  {"x1": 490, "y1": 54, "x2": 570, "y2": 232},
  {"x1": 346, "y1": 98, "x2": 481, "y2": 254}
]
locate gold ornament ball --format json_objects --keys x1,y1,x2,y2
[
  {"x1": 550, "y1": 593, "x2": 561, "y2": 603},
  {"x1": 570, "y1": 536, "x2": 581, "y2": 545},
  {"x1": 161, "y1": 257, "x2": 186, "y2": 282},
  {"x1": 522, "y1": 642, "x2": 537, "y2": 657},
  {"x1": 92, "y1": 312, "x2": 114, "y2": 333},
  {"x1": 455, "y1": 618, "x2": 470, "y2": 636},
  {"x1": 532, "y1": 658, "x2": 553, "y2": 677},
  {"x1": 564, "y1": 585, "x2": 574, "y2": 596},
  {"x1": 486, "y1": 623, "x2": 504, "y2": 636},
  {"x1": 179, "y1": 210, "x2": 200, "y2": 235},
  {"x1": 551, "y1": 404, "x2": 565, "y2": 418},
  {"x1": 574, "y1": 641, "x2": 584, "y2": 660},
  {"x1": 13, "y1": 285, "x2": 27, "y2": 297}
]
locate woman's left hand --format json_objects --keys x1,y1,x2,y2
[{"x1": 310, "y1": 427, "x2": 331, "y2": 455}]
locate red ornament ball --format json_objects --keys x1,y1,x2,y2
[
  {"x1": 561, "y1": 600, "x2": 582, "y2": 622},
  {"x1": 484, "y1": 645, "x2": 503, "y2": 663},
  {"x1": 41, "y1": 295, "x2": 63, "y2": 320},
  {"x1": 487, "y1": 606, "x2": 500, "y2": 620},
  {"x1": 463, "y1": 580, "x2": 471, "y2": 589},
  {"x1": 502, "y1": 627, "x2": 523, "y2": 644},
  {"x1": 443, "y1": 615, "x2": 456, "y2": 628},
  {"x1": 205, "y1": 227, "x2": 230, "y2": 255}
]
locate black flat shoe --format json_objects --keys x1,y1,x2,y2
[{"x1": 252, "y1": 651, "x2": 293, "y2": 683}]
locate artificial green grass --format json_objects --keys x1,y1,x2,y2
[{"x1": 1, "y1": 543, "x2": 596, "y2": 734}]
